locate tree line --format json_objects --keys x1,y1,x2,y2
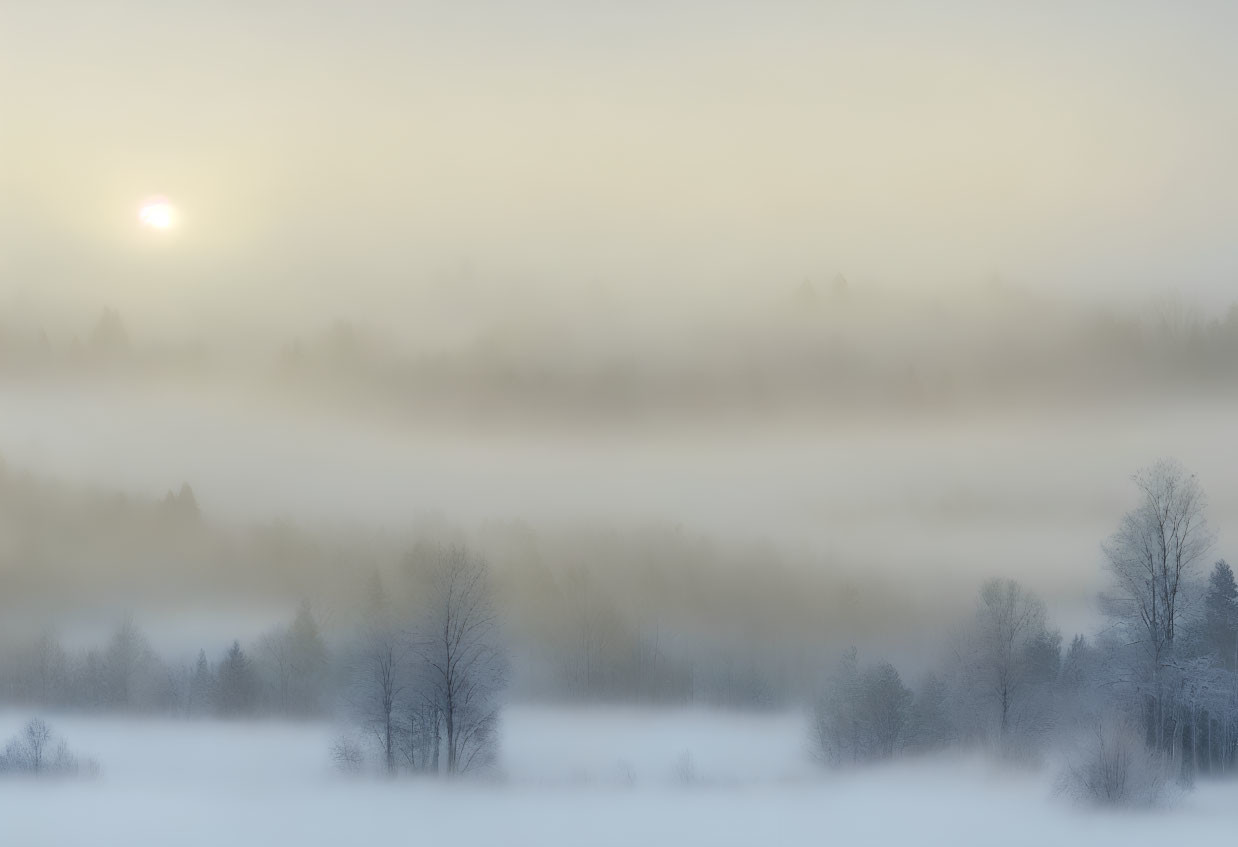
[
  {"x1": 0, "y1": 543, "x2": 508, "y2": 778},
  {"x1": 8, "y1": 291, "x2": 1238, "y2": 425},
  {"x1": 812, "y1": 459, "x2": 1238, "y2": 800},
  {"x1": 0, "y1": 605, "x2": 329, "y2": 719},
  {"x1": 3, "y1": 458, "x2": 1235, "y2": 791}
]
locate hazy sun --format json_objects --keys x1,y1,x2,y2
[{"x1": 138, "y1": 198, "x2": 175, "y2": 230}]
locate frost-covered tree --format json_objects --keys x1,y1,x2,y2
[
  {"x1": 1059, "y1": 715, "x2": 1170, "y2": 808},
  {"x1": 351, "y1": 629, "x2": 404, "y2": 775},
  {"x1": 1102, "y1": 459, "x2": 1213, "y2": 751},
  {"x1": 11, "y1": 718, "x2": 51, "y2": 774},
  {"x1": 970, "y1": 578, "x2": 1053, "y2": 740},
  {"x1": 215, "y1": 641, "x2": 258, "y2": 717},
  {"x1": 0, "y1": 718, "x2": 96, "y2": 778},
  {"x1": 862, "y1": 661, "x2": 913, "y2": 759},
  {"x1": 399, "y1": 695, "x2": 442, "y2": 774},
  {"x1": 1204, "y1": 560, "x2": 1238, "y2": 671},
  {"x1": 813, "y1": 648, "x2": 863, "y2": 765},
  {"x1": 813, "y1": 649, "x2": 912, "y2": 764},
  {"x1": 906, "y1": 672, "x2": 955, "y2": 752}
]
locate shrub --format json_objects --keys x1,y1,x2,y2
[
  {"x1": 1058, "y1": 716, "x2": 1170, "y2": 808},
  {"x1": 0, "y1": 719, "x2": 99, "y2": 778},
  {"x1": 330, "y1": 734, "x2": 365, "y2": 775}
]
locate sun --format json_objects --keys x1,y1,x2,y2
[{"x1": 138, "y1": 198, "x2": 176, "y2": 230}]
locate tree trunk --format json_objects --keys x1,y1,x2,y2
[
  {"x1": 446, "y1": 705, "x2": 456, "y2": 774},
  {"x1": 386, "y1": 718, "x2": 395, "y2": 775},
  {"x1": 432, "y1": 710, "x2": 441, "y2": 773}
]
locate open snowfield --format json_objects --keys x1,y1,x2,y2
[{"x1": 3, "y1": 707, "x2": 1237, "y2": 847}]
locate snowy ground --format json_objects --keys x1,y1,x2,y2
[{"x1": 2, "y1": 707, "x2": 1237, "y2": 846}]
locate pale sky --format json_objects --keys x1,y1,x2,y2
[{"x1": 4, "y1": 1, "x2": 1238, "y2": 328}]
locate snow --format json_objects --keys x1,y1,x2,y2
[{"x1": 2, "y1": 707, "x2": 1237, "y2": 846}]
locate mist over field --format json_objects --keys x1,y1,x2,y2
[
  {"x1": 5, "y1": 1, "x2": 1238, "y2": 844},
  {"x1": 2, "y1": 293, "x2": 1236, "y2": 662}
]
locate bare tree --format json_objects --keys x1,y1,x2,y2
[
  {"x1": 414, "y1": 545, "x2": 506, "y2": 775},
  {"x1": 1102, "y1": 459, "x2": 1213, "y2": 750},
  {"x1": 973, "y1": 578, "x2": 1050, "y2": 739},
  {"x1": 1059, "y1": 715, "x2": 1169, "y2": 808},
  {"x1": 813, "y1": 647, "x2": 862, "y2": 765},
  {"x1": 20, "y1": 718, "x2": 51, "y2": 774},
  {"x1": 330, "y1": 734, "x2": 365, "y2": 775},
  {"x1": 0, "y1": 718, "x2": 96, "y2": 778},
  {"x1": 351, "y1": 629, "x2": 405, "y2": 775}
]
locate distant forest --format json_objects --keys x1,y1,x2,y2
[{"x1": 3, "y1": 284, "x2": 1238, "y2": 425}]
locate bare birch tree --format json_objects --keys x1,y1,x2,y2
[
  {"x1": 1102, "y1": 459, "x2": 1213, "y2": 751},
  {"x1": 352, "y1": 629, "x2": 405, "y2": 775},
  {"x1": 414, "y1": 545, "x2": 506, "y2": 775}
]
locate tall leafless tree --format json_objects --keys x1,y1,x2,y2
[
  {"x1": 974, "y1": 578, "x2": 1050, "y2": 738},
  {"x1": 352, "y1": 629, "x2": 405, "y2": 775},
  {"x1": 415, "y1": 545, "x2": 506, "y2": 775},
  {"x1": 20, "y1": 718, "x2": 51, "y2": 774},
  {"x1": 1102, "y1": 459, "x2": 1213, "y2": 750}
]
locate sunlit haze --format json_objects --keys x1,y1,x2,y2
[
  {"x1": 3, "y1": 3, "x2": 1238, "y2": 845},
  {"x1": 138, "y1": 199, "x2": 174, "y2": 231}
]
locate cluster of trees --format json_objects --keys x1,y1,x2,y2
[
  {"x1": 812, "y1": 459, "x2": 1238, "y2": 800},
  {"x1": 341, "y1": 544, "x2": 507, "y2": 777},
  {"x1": 4, "y1": 447, "x2": 1236, "y2": 794},
  {"x1": 0, "y1": 458, "x2": 884, "y2": 709},
  {"x1": 28, "y1": 445, "x2": 1238, "y2": 724},
  {"x1": 0, "y1": 718, "x2": 97, "y2": 778},
  {"x1": 812, "y1": 650, "x2": 915, "y2": 763},
  {"x1": 0, "y1": 308, "x2": 130, "y2": 373},
  {"x1": 0, "y1": 605, "x2": 329, "y2": 719},
  {"x1": 0, "y1": 544, "x2": 509, "y2": 779},
  {"x1": 1100, "y1": 461, "x2": 1238, "y2": 779},
  {"x1": 813, "y1": 579, "x2": 1059, "y2": 765}
]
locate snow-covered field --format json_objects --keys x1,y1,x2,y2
[{"x1": 2, "y1": 707, "x2": 1237, "y2": 846}]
